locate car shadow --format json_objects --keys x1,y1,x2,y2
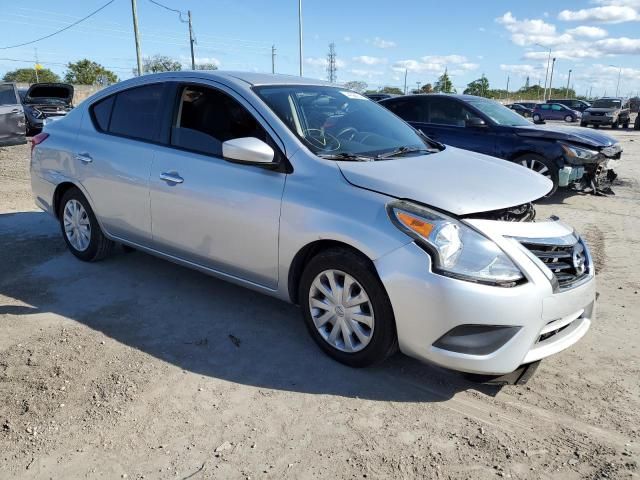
[{"x1": 0, "y1": 211, "x2": 503, "y2": 403}]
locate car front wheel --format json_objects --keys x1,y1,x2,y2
[
  {"x1": 532, "y1": 114, "x2": 542, "y2": 122},
  {"x1": 517, "y1": 154, "x2": 558, "y2": 196},
  {"x1": 564, "y1": 115, "x2": 574, "y2": 122},
  {"x1": 59, "y1": 188, "x2": 114, "y2": 262},
  {"x1": 299, "y1": 248, "x2": 397, "y2": 367}
]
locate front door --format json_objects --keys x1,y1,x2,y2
[
  {"x1": 414, "y1": 97, "x2": 496, "y2": 156},
  {"x1": 150, "y1": 83, "x2": 286, "y2": 288},
  {"x1": 0, "y1": 83, "x2": 26, "y2": 146}
]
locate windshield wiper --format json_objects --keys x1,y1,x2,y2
[
  {"x1": 417, "y1": 129, "x2": 446, "y2": 150},
  {"x1": 375, "y1": 146, "x2": 437, "y2": 159},
  {"x1": 317, "y1": 152, "x2": 374, "y2": 161}
]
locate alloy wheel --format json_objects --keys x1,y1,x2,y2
[
  {"x1": 520, "y1": 158, "x2": 551, "y2": 179},
  {"x1": 309, "y1": 269, "x2": 374, "y2": 353},
  {"x1": 63, "y1": 199, "x2": 91, "y2": 251}
]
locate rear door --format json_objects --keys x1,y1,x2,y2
[{"x1": 0, "y1": 83, "x2": 26, "y2": 146}]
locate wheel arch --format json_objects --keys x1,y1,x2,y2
[
  {"x1": 52, "y1": 181, "x2": 80, "y2": 218},
  {"x1": 287, "y1": 240, "x2": 378, "y2": 305}
]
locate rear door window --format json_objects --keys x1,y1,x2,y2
[
  {"x1": 91, "y1": 95, "x2": 115, "y2": 131},
  {"x1": 551, "y1": 104, "x2": 563, "y2": 111},
  {"x1": 108, "y1": 83, "x2": 165, "y2": 141},
  {"x1": 0, "y1": 84, "x2": 18, "y2": 105},
  {"x1": 427, "y1": 98, "x2": 475, "y2": 126},
  {"x1": 383, "y1": 98, "x2": 424, "y2": 122}
]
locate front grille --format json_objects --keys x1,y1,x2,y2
[
  {"x1": 590, "y1": 112, "x2": 604, "y2": 116},
  {"x1": 520, "y1": 240, "x2": 589, "y2": 289}
]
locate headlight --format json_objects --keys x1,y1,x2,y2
[
  {"x1": 27, "y1": 106, "x2": 44, "y2": 119},
  {"x1": 561, "y1": 144, "x2": 600, "y2": 163},
  {"x1": 388, "y1": 201, "x2": 524, "y2": 286},
  {"x1": 605, "y1": 112, "x2": 614, "y2": 117}
]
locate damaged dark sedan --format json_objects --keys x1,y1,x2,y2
[
  {"x1": 380, "y1": 94, "x2": 621, "y2": 195},
  {"x1": 18, "y1": 83, "x2": 74, "y2": 135}
]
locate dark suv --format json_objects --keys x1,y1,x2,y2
[
  {"x1": 380, "y1": 94, "x2": 621, "y2": 194},
  {"x1": 581, "y1": 97, "x2": 630, "y2": 129},
  {"x1": 547, "y1": 99, "x2": 591, "y2": 112}
]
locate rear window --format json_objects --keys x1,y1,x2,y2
[
  {"x1": 108, "y1": 83, "x2": 165, "y2": 141},
  {"x1": 0, "y1": 84, "x2": 17, "y2": 105}
]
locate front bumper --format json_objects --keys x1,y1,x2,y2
[
  {"x1": 583, "y1": 115, "x2": 614, "y2": 125},
  {"x1": 375, "y1": 218, "x2": 595, "y2": 375}
]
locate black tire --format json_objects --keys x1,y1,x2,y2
[
  {"x1": 564, "y1": 115, "x2": 574, "y2": 123},
  {"x1": 298, "y1": 248, "x2": 397, "y2": 368},
  {"x1": 58, "y1": 188, "x2": 114, "y2": 262},
  {"x1": 516, "y1": 154, "x2": 559, "y2": 196},
  {"x1": 532, "y1": 114, "x2": 542, "y2": 123},
  {"x1": 580, "y1": 122, "x2": 588, "y2": 127},
  {"x1": 611, "y1": 120, "x2": 618, "y2": 129},
  {"x1": 623, "y1": 120, "x2": 630, "y2": 129}
]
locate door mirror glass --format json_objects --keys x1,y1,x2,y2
[
  {"x1": 223, "y1": 137, "x2": 275, "y2": 164},
  {"x1": 465, "y1": 117, "x2": 486, "y2": 128}
]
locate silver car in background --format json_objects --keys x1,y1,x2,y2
[{"x1": 30, "y1": 72, "x2": 596, "y2": 382}]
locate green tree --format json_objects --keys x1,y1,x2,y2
[
  {"x1": 138, "y1": 55, "x2": 182, "y2": 75},
  {"x1": 64, "y1": 59, "x2": 118, "y2": 85},
  {"x1": 3, "y1": 67, "x2": 60, "y2": 83},
  {"x1": 343, "y1": 80, "x2": 368, "y2": 93},
  {"x1": 463, "y1": 75, "x2": 490, "y2": 97},
  {"x1": 420, "y1": 83, "x2": 433, "y2": 94},
  {"x1": 194, "y1": 63, "x2": 219, "y2": 70},
  {"x1": 379, "y1": 86, "x2": 404, "y2": 95},
  {"x1": 434, "y1": 70, "x2": 455, "y2": 93}
]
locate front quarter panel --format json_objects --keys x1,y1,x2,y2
[{"x1": 276, "y1": 149, "x2": 412, "y2": 301}]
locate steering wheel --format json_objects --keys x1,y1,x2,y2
[
  {"x1": 303, "y1": 129, "x2": 340, "y2": 152},
  {"x1": 336, "y1": 127, "x2": 359, "y2": 142}
]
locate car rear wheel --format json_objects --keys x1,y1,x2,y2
[
  {"x1": 299, "y1": 248, "x2": 397, "y2": 367},
  {"x1": 59, "y1": 188, "x2": 114, "y2": 262},
  {"x1": 564, "y1": 115, "x2": 574, "y2": 122},
  {"x1": 532, "y1": 114, "x2": 542, "y2": 122},
  {"x1": 517, "y1": 154, "x2": 558, "y2": 196},
  {"x1": 623, "y1": 119, "x2": 630, "y2": 129}
]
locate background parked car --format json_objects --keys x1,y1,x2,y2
[
  {"x1": 506, "y1": 103, "x2": 533, "y2": 117},
  {"x1": 0, "y1": 82, "x2": 26, "y2": 146},
  {"x1": 515, "y1": 102, "x2": 538, "y2": 110},
  {"x1": 581, "y1": 97, "x2": 630, "y2": 129},
  {"x1": 532, "y1": 103, "x2": 582, "y2": 123},
  {"x1": 380, "y1": 94, "x2": 621, "y2": 194},
  {"x1": 635, "y1": 113, "x2": 640, "y2": 130},
  {"x1": 547, "y1": 98, "x2": 591, "y2": 112},
  {"x1": 18, "y1": 83, "x2": 74, "y2": 135}
]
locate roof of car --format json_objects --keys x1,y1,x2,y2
[
  {"x1": 380, "y1": 93, "x2": 497, "y2": 102},
  {"x1": 125, "y1": 70, "x2": 333, "y2": 87}
]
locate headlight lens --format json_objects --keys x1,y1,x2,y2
[
  {"x1": 388, "y1": 202, "x2": 524, "y2": 286},
  {"x1": 561, "y1": 144, "x2": 600, "y2": 162},
  {"x1": 27, "y1": 106, "x2": 44, "y2": 119},
  {"x1": 605, "y1": 112, "x2": 614, "y2": 117}
]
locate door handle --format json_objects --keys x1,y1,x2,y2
[
  {"x1": 160, "y1": 172, "x2": 184, "y2": 184},
  {"x1": 75, "y1": 153, "x2": 93, "y2": 164}
]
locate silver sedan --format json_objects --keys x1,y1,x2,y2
[{"x1": 30, "y1": 71, "x2": 595, "y2": 381}]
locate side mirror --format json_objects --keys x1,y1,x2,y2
[
  {"x1": 465, "y1": 117, "x2": 487, "y2": 128},
  {"x1": 222, "y1": 137, "x2": 275, "y2": 164}
]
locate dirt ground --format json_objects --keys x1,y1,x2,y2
[{"x1": 1, "y1": 122, "x2": 639, "y2": 480}]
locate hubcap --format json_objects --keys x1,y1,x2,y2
[
  {"x1": 520, "y1": 158, "x2": 551, "y2": 179},
  {"x1": 63, "y1": 199, "x2": 91, "y2": 251},
  {"x1": 309, "y1": 269, "x2": 374, "y2": 353}
]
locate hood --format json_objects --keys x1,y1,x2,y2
[
  {"x1": 513, "y1": 123, "x2": 616, "y2": 148},
  {"x1": 25, "y1": 83, "x2": 74, "y2": 104},
  {"x1": 585, "y1": 107, "x2": 617, "y2": 114},
  {"x1": 337, "y1": 146, "x2": 552, "y2": 216}
]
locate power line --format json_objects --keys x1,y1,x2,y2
[
  {"x1": 0, "y1": 0, "x2": 116, "y2": 50},
  {"x1": 147, "y1": 0, "x2": 187, "y2": 22}
]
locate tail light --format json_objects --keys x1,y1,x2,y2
[{"x1": 31, "y1": 132, "x2": 49, "y2": 156}]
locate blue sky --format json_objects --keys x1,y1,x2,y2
[{"x1": 2, "y1": 0, "x2": 640, "y2": 97}]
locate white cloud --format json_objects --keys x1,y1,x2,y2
[
  {"x1": 558, "y1": 6, "x2": 639, "y2": 23},
  {"x1": 348, "y1": 68, "x2": 384, "y2": 78},
  {"x1": 567, "y1": 26, "x2": 608, "y2": 38},
  {"x1": 193, "y1": 56, "x2": 221, "y2": 67},
  {"x1": 305, "y1": 57, "x2": 347, "y2": 68},
  {"x1": 497, "y1": 12, "x2": 572, "y2": 47},
  {"x1": 594, "y1": 36, "x2": 640, "y2": 54},
  {"x1": 371, "y1": 37, "x2": 396, "y2": 48},
  {"x1": 392, "y1": 55, "x2": 478, "y2": 74},
  {"x1": 352, "y1": 55, "x2": 387, "y2": 65}
]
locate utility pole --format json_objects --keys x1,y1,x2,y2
[
  {"x1": 416, "y1": 81, "x2": 421, "y2": 93},
  {"x1": 34, "y1": 48, "x2": 39, "y2": 83},
  {"x1": 188, "y1": 10, "x2": 195, "y2": 69},
  {"x1": 298, "y1": 0, "x2": 303, "y2": 76},
  {"x1": 548, "y1": 57, "x2": 557, "y2": 99},
  {"x1": 271, "y1": 45, "x2": 276, "y2": 74},
  {"x1": 403, "y1": 69, "x2": 407, "y2": 95},
  {"x1": 536, "y1": 45, "x2": 552, "y2": 101},
  {"x1": 565, "y1": 69, "x2": 572, "y2": 98},
  {"x1": 131, "y1": 0, "x2": 143, "y2": 76},
  {"x1": 589, "y1": 86, "x2": 593, "y2": 99},
  {"x1": 326, "y1": 42, "x2": 337, "y2": 83},
  {"x1": 505, "y1": 75, "x2": 510, "y2": 100}
]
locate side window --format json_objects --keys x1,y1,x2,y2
[
  {"x1": 171, "y1": 85, "x2": 267, "y2": 157},
  {"x1": 427, "y1": 98, "x2": 476, "y2": 126},
  {"x1": 551, "y1": 104, "x2": 562, "y2": 111},
  {"x1": 90, "y1": 95, "x2": 115, "y2": 132},
  {"x1": 0, "y1": 84, "x2": 18, "y2": 105},
  {"x1": 109, "y1": 83, "x2": 165, "y2": 141},
  {"x1": 541, "y1": 104, "x2": 550, "y2": 110},
  {"x1": 383, "y1": 99, "x2": 423, "y2": 122}
]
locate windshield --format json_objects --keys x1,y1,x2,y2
[
  {"x1": 466, "y1": 98, "x2": 531, "y2": 126},
  {"x1": 591, "y1": 99, "x2": 621, "y2": 109},
  {"x1": 254, "y1": 85, "x2": 430, "y2": 159}
]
